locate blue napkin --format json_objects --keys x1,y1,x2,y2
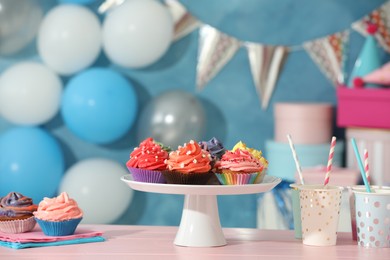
[{"x1": 0, "y1": 236, "x2": 105, "y2": 249}]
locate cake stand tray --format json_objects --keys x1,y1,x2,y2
[{"x1": 121, "y1": 175, "x2": 281, "y2": 247}]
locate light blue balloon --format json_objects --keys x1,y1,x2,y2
[
  {"x1": 57, "y1": 0, "x2": 96, "y2": 5},
  {"x1": 348, "y1": 36, "x2": 381, "y2": 87},
  {"x1": 61, "y1": 68, "x2": 138, "y2": 144},
  {"x1": 0, "y1": 127, "x2": 64, "y2": 203}
]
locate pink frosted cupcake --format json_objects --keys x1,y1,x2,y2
[
  {"x1": 215, "y1": 148, "x2": 264, "y2": 185},
  {"x1": 33, "y1": 192, "x2": 83, "y2": 236},
  {"x1": 0, "y1": 192, "x2": 38, "y2": 233},
  {"x1": 126, "y1": 137, "x2": 169, "y2": 183},
  {"x1": 163, "y1": 140, "x2": 213, "y2": 185}
]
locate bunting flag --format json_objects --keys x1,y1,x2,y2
[
  {"x1": 196, "y1": 25, "x2": 240, "y2": 90},
  {"x1": 352, "y1": 1, "x2": 390, "y2": 52},
  {"x1": 165, "y1": 0, "x2": 201, "y2": 41},
  {"x1": 303, "y1": 31, "x2": 350, "y2": 86},
  {"x1": 246, "y1": 44, "x2": 288, "y2": 110}
]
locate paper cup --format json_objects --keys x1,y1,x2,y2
[
  {"x1": 290, "y1": 184, "x2": 302, "y2": 239},
  {"x1": 298, "y1": 185, "x2": 344, "y2": 246},
  {"x1": 349, "y1": 185, "x2": 390, "y2": 242},
  {"x1": 353, "y1": 188, "x2": 390, "y2": 248}
]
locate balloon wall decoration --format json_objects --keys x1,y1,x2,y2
[
  {"x1": 61, "y1": 68, "x2": 138, "y2": 144},
  {"x1": 37, "y1": 4, "x2": 101, "y2": 75},
  {"x1": 137, "y1": 90, "x2": 206, "y2": 149},
  {"x1": 0, "y1": 127, "x2": 65, "y2": 203},
  {"x1": 0, "y1": 62, "x2": 63, "y2": 125},
  {"x1": 0, "y1": 0, "x2": 43, "y2": 56},
  {"x1": 102, "y1": 0, "x2": 174, "y2": 68},
  {"x1": 59, "y1": 158, "x2": 134, "y2": 224}
]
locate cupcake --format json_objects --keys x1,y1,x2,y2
[
  {"x1": 0, "y1": 192, "x2": 38, "y2": 233},
  {"x1": 232, "y1": 141, "x2": 268, "y2": 183},
  {"x1": 163, "y1": 140, "x2": 213, "y2": 184},
  {"x1": 33, "y1": 192, "x2": 83, "y2": 236},
  {"x1": 215, "y1": 148, "x2": 264, "y2": 185},
  {"x1": 126, "y1": 137, "x2": 169, "y2": 183}
]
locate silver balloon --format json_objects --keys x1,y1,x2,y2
[
  {"x1": 0, "y1": 0, "x2": 43, "y2": 55},
  {"x1": 137, "y1": 90, "x2": 206, "y2": 149}
]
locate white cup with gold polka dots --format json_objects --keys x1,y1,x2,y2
[
  {"x1": 298, "y1": 185, "x2": 344, "y2": 246},
  {"x1": 353, "y1": 188, "x2": 390, "y2": 248}
]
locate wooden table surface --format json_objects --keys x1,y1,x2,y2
[{"x1": 1, "y1": 224, "x2": 389, "y2": 259}]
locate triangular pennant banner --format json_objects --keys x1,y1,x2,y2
[
  {"x1": 352, "y1": 1, "x2": 390, "y2": 53},
  {"x1": 165, "y1": 0, "x2": 201, "y2": 41},
  {"x1": 303, "y1": 30, "x2": 350, "y2": 86},
  {"x1": 246, "y1": 43, "x2": 288, "y2": 110},
  {"x1": 196, "y1": 25, "x2": 240, "y2": 90}
]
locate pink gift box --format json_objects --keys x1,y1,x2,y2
[
  {"x1": 274, "y1": 103, "x2": 333, "y2": 144},
  {"x1": 336, "y1": 87, "x2": 390, "y2": 129}
]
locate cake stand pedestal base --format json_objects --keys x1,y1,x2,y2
[{"x1": 174, "y1": 194, "x2": 226, "y2": 247}]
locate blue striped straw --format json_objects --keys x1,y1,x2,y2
[{"x1": 351, "y1": 138, "x2": 371, "y2": 193}]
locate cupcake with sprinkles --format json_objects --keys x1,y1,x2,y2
[
  {"x1": 126, "y1": 137, "x2": 169, "y2": 183},
  {"x1": 215, "y1": 141, "x2": 266, "y2": 185},
  {"x1": 163, "y1": 140, "x2": 213, "y2": 185}
]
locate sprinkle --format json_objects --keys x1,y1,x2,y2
[
  {"x1": 193, "y1": 159, "x2": 197, "y2": 163},
  {"x1": 183, "y1": 143, "x2": 187, "y2": 147},
  {"x1": 202, "y1": 154, "x2": 206, "y2": 158},
  {"x1": 168, "y1": 165, "x2": 172, "y2": 170},
  {"x1": 189, "y1": 140, "x2": 194, "y2": 144},
  {"x1": 178, "y1": 146, "x2": 182, "y2": 149},
  {"x1": 169, "y1": 152, "x2": 174, "y2": 156},
  {"x1": 134, "y1": 156, "x2": 137, "y2": 159},
  {"x1": 164, "y1": 159, "x2": 167, "y2": 164},
  {"x1": 141, "y1": 151, "x2": 145, "y2": 155},
  {"x1": 155, "y1": 156, "x2": 158, "y2": 158},
  {"x1": 176, "y1": 151, "x2": 180, "y2": 155},
  {"x1": 146, "y1": 150, "x2": 150, "y2": 154},
  {"x1": 145, "y1": 159, "x2": 148, "y2": 162},
  {"x1": 186, "y1": 151, "x2": 192, "y2": 155},
  {"x1": 180, "y1": 163, "x2": 185, "y2": 168},
  {"x1": 133, "y1": 147, "x2": 137, "y2": 150}
]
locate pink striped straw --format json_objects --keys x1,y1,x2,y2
[
  {"x1": 324, "y1": 136, "x2": 337, "y2": 186},
  {"x1": 363, "y1": 149, "x2": 371, "y2": 184}
]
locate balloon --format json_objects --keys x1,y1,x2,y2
[
  {"x1": 137, "y1": 90, "x2": 206, "y2": 149},
  {"x1": 0, "y1": 62, "x2": 63, "y2": 125},
  {"x1": 0, "y1": 0, "x2": 43, "y2": 55},
  {"x1": 37, "y1": 4, "x2": 101, "y2": 76},
  {"x1": 102, "y1": 0, "x2": 173, "y2": 68},
  {"x1": 61, "y1": 68, "x2": 138, "y2": 144},
  {"x1": 59, "y1": 158, "x2": 133, "y2": 224},
  {"x1": 0, "y1": 127, "x2": 64, "y2": 203}
]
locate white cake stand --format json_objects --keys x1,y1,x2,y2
[{"x1": 121, "y1": 175, "x2": 281, "y2": 247}]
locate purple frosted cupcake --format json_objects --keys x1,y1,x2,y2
[
  {"x1": 0, "y1": 192, "x2": 38, "y2": 233},
  {"x1": 126, "y1": 138, "x2": 169, "y2": 183}
]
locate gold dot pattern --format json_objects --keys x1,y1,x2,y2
[
  {"x1": 299, "y1": 187, "x2": 342, "y2": 246},
  {"x1": 355, "y1": 193, "x2": 390, "y2": 248}
]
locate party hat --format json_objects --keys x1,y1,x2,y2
[{"x1": 347, "y1": 24, "x2": 382, "y2": 88}]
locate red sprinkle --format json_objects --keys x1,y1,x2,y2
[
  {"x1": 353, "y1": 77, "x2": 365, "y2": 88},
  {"x1": 366, "y1": 23, "x2": 378, "y2": 35}
]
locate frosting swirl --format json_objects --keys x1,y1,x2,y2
[
  {"x1": 126, "y1": 138, "x2": 169, "y2": 171},
  {"x1": 0, "y1": 192, "x2": 37, "y2": 218},
  {"x1": 165, "y1": 140, "x2": 211, "y2": 173},
  {"x1": 199, "y1": 137, "x2": 225, "y2": 160},
  {"x1": 232, "y1": 141, "x2": 268, "y2": 170},
  {"x1": 33, "y1": 192, "x2": 83, "y2": 221},
  {"x1": 216, "y1": 149, "x2": 264, "y2": 173}
]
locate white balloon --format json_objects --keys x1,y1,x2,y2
[
  {"x1": 37, "y1": 5, "x2": 101, "y2": 75},
  {"x1": 102, "y1": 0, "x2": 173, "y2": 68},
  {"x1": 0, "y1": 62, "x2": 62, "y2": 125},
  {"x1": 59, "y1": 158, "x2": 133, "y2": 224}
]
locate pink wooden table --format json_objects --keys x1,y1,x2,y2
[{"x1": 1, "y1": 224, "x2": 389, "y2": 259}]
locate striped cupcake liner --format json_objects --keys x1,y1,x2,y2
[{"x1": 215, "y1": 172, "x2": 260, "y2": 185}]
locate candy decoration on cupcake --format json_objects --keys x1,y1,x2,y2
[
  {"x1": 199, "y1": 137, "x2": 226, "y2": 160},
  {"x1": 126, "y1": 137, "x2": 169, "y2": 183},
  {"x1": 0, "y1": 192, "x2": 38, "y2": 233},
  {"x1": 163, "y1": 140, "x2": 213, "y2": 184}
]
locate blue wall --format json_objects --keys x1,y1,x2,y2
[{"x1": 0, "y1": 0, "x2": 387, "y2": 228}]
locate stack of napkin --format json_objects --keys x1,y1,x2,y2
[{"x1": 0, "y1": 227, "x2": 105, "y2": 249}]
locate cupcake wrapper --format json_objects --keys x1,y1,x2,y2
[
  {"x1": 162, "y1": 171, "x2": 213, "y2": 185},
  {"x1": 127, "y1": 167, "x2": 166, "y2": 183},
  {"x1": 35, "y1": 217, "x2": 82, "y2": 236},
  {"x1": 216, "y1": 172, "x2": 260, "y2": 185},
  {"x1": 254, "y1": 171, "x2": 266, "y2": 184},
  {"x1": 0, "y1": 216, "x2": 36, "y2": 233}
]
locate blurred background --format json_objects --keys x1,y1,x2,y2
[{"x1": 0, "y1": 0, "x2": 388, "y2": 228}]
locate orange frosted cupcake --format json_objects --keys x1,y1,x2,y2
[
  {"x1": 126, "y1": 137, "x2": 169, "y2": 183},
  {"x1": 0, "y1": 192, "x2": 37, "y2": 233},
  {"x1": 33, "y1": 192, "x2": 83, "y2": 236},
  {"x1": 163, "y1": 140, "x2": 213, "y2": 185},
  {"x1": 215, "y1": 148, "x2": 264, "y2": 185}
]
